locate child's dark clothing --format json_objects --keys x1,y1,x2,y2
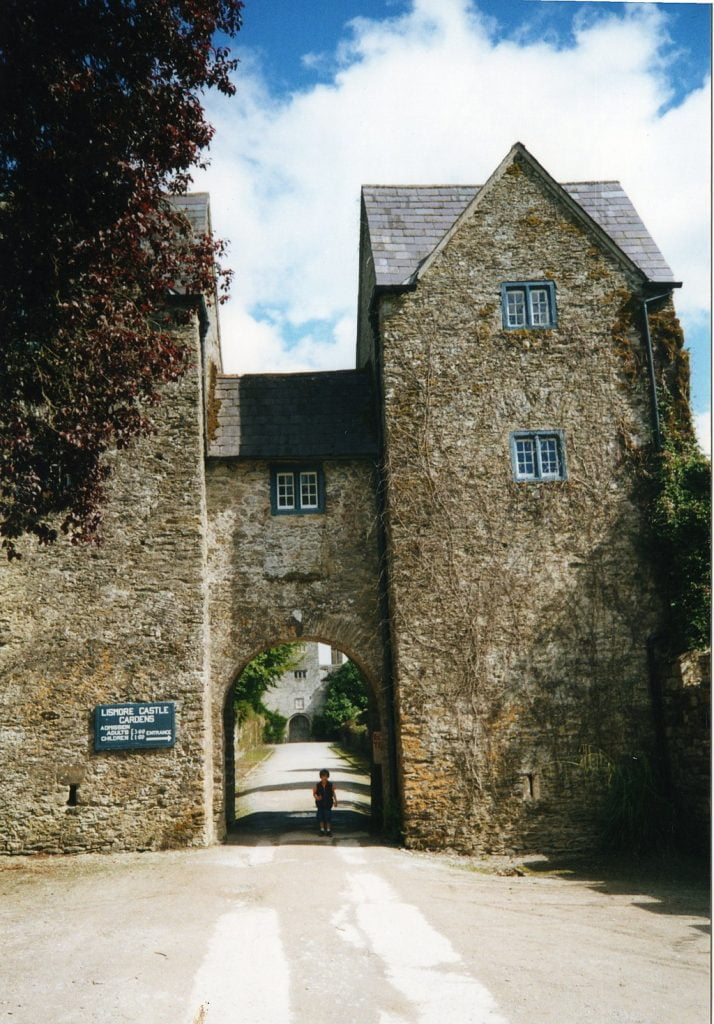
[{"x1": 314, "y1": 779, "x2": 335, "y2": 827}]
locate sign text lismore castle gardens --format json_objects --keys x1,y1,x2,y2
[{"x1": 94, "y1": 703, "x2": 176, "y2": 751}]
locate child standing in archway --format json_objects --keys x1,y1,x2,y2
[{"x1": 313, "y1": 769, "x2": 337, "y2": 836}]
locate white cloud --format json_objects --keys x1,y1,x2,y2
[
  {"x1": 196, "y1": 0, "x2": 710, "y2": 406},
  {"x1": 694, "y1": 411, "x2": 711, "y2": 457}
]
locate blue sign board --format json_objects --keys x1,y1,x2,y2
[{"x1": 94, "y1": 702, "x2": 176, "y2": 751}]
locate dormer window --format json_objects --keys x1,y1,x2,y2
[{"x1": 501, "y1": 282, "x2": 557, "y2": 329}]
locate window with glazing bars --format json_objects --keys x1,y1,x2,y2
[
  {"x1": 270, "y1": 466, "x2": 325, "y2": 514},
  {"x1": 510, "y1": 431, "x2": 567, "y2": 481},
  {"x1": 501, "y1": 281, "x2": 557, "y2": 328}
]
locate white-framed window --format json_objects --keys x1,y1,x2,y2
[
  {"x1": 300, "y1": 471, "x2": 319, "y2": 509},
  {"x1": 510, "y1": 430, "x2": 567, "y2": 482},
  {"x1": 294, "y1": 697, "x2": 305, "y2": 710},
  {"x1": 276, "y1": 472, "x2": 296, "y2": 510},
  {"x1": 270, "y1": 465, "x2": 324, "y2": 515},
  {"x1": 501, "y1": 281, "x2": 557, "y2": 329}
]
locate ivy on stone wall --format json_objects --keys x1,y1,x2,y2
[
  {"x1": 233, "y1": 644, "x2": 299, "y2": 744},
  {"x1": 648, "y1": 306, "x2": 711, "y2": 655},
  {"x1": 312, "y1": 660, "x2": 368, "y2": 739},
  {"x1": 649, "y1": 437, "x2": 711, "y2": 654}
]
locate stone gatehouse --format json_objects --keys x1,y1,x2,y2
[{"x1": 0, "y1": 143, "x2": 689, "y2": 855}]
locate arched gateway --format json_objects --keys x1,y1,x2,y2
[
  {"x1": 288, "y1": 715, "x2": 310, "y2": 742},
  {"x1": 205, "y1": 369, "x2": 392, "y2": 841},
  {"x1": 0, "y1": 145, "x2": 685, "y2": 856}
]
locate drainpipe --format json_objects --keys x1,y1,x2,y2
[{"x1": 641, "y1": 292, "x2": 672, "y2": 452}]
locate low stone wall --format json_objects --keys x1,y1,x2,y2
[
  {"x1": 664, "y1": 650, "x2": 711, "y2": 853},
  {"x1": 235, "y1": 709, "x2": 265, "y2": 757}
]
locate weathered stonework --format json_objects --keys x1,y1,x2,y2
[
  {"x1": 663, "y1": 651, "x2": 711, "y2": 850},
  {"x1": 365, "y1": 153, "x2": 667, "y2": 854},
  {"x1": 0, "y1": 145, "x2": 697, "y2": 857},
  {"x1": 0, "y1": 319, "x2": 213, "y2": 854},
  {"x1": 261, "y1": 643, "x2": 331, "y2": 739},
  {"x1": 205, "y1": 456, "x2": 387, "y2": 838}
]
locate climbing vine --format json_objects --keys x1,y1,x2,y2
[
  {"x1": 233, "y1": 644, "x2": 299, "y2": 744},
  {"x1": 647, "y1": 304, "x2": 711, "y2": 655},
  {"x1": 377, "y1": 266, "x2": 711, "y2": 853},
  {"x1": 380, "y1": 295, "x2": 654, "y2": 848}
]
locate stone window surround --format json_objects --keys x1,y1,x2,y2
[
  {"x1": 510, "y1": 429, "x2": 567, "y2": 482},
  {"x1": 270, "y1": 464, "x2": 325, "y2": 515},
  {"x1": 501, "y1": 280, "x2": 557, "y2": 329}
]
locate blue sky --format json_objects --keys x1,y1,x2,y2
[
  {"x1": 200, "y1": 1, "x2": 711, "y2": 449},
  {"x1": 236, "y1": 1, "x2": 711, "y2": 107}
]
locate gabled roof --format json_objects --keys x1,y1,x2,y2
[
  {"x1": 207, "y1": 370, "x2": 378, "y2": 460},
  {"x1": 362, "y1": 148, "x2": 676, "y2": 288}
]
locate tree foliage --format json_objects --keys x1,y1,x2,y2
[
  {"x1": 317, "y1": 660, "x2": 369, "y2": 737},
  {"x1": 650, "y1": 437, "x2": 711, "y2": 653},
  {"x1": 646, "y1": 307, "x2": 711, "y2": 654},
  {"x1": 233, "y1": 644, "x2": 300, "y2": 724},
  {"x1": 0, "y1": 0, "x2": 243, "y2": 556}
]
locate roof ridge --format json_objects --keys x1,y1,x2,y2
[
  {"x1": 218, "y1": 368, "x2": 365, "y2": 382},
  {"x1": 361, "y1": 147, "x2": 676, "y2": 287},
  {"x1": 363, "y1": 180, "x2": 622, "y2": 190},
  {"x1": 363, "y1": 184, "x2": 479, "y2": 190}
]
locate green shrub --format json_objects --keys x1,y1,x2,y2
[
  {"x1": 320, "y1": 661, "x2": 369, "y2": 737},
  {"x1": 579, "y1": 746, "x2": 676, "y2": 854},
  {"x1": 262, "y1": 709, "x2": 287, "y2": 744},
  {"x1": 650, "y1": 438, "x2": 711, "y2": 653}
]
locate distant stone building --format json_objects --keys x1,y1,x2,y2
[
  {"x1": 1, "y1": 143, "x2": 701, "y2": 856},
  {"x1": 261, "y1": 642, "x2": 341, "y2": 741}
]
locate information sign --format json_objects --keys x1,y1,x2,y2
[{"x1": 94, "y1": 702, "x2": 176, "y2": 751}]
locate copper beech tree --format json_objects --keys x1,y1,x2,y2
[{"x1": 0, "y1": 0, "x2": 243, "y2": 556}]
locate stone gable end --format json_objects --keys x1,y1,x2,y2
[{"x1": 377, "y1": 153, "x2": 663, "y2": 853}]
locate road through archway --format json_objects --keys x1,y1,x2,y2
[{"x1": 231, "y1": 742, "x2": 371, "y2": 839}]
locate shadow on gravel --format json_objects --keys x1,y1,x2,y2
[
  {"x1": 239, "y1": 780, "x2": 371, "y2": 798},
  {"x1": 226, "y1": 807, "x2": 387, "y2": 847},
  {"x1": 524, "y1": 854, "x2": 710, "y2": 929}
]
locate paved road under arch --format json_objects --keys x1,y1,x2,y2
[
  {"x1": 0, "y1": 742, "x2": 709, "y2": 1023},
  {"x1": 231, "y1": 740, "x2": 372, "y2": 837}
]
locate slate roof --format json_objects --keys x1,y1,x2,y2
[
  {"x1": 208, "y1": 370, "x2": 378, "y2": 459},
  {"x1": 362, "y1": 181, "x2": 676, "y2": 287}
]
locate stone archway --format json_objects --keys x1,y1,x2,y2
[
  {"x1": 206, "y1": 448, "x2": 395, "y2": 844},
  {"x1": 288, "y1": 713, "x2": 311, "y2": 742},
  {"x1": 218, "y1": 632, "x2": 391, "y2": 841}
]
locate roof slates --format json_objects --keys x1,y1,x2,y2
[
  {"x1": 362, "y1": 181, "x2": 676, "y2": 286},
  {"x1": 208, "y1": 370, "x2": 378, "y2": 459}
]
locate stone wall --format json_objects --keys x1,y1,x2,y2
[
  {"x1": 664, "y1": 650, "x2": 711, "y2": 852},
  {"x1": 0, "y1": 318, "x2": 213, "y2": 854},
  {"x1": 205, "y1": 457, "x2": 387, "y2": 837},
  {"x1": 375, "y1": 156, "x2": 665, "y2": 854}
]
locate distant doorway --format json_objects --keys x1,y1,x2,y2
[{"x1": 288, "y1": 714, "x2": 310, "y2": 742}]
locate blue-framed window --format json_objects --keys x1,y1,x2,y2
[
  {"x1": 270, "y1": 465, "x2": 325, "y2": 514},
  {"x1": 501, "y1": 281, "x2": 557, "y2": 329},
  {"x1": 510, "y1": 431, "x2": 567, "y2": 482}
]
